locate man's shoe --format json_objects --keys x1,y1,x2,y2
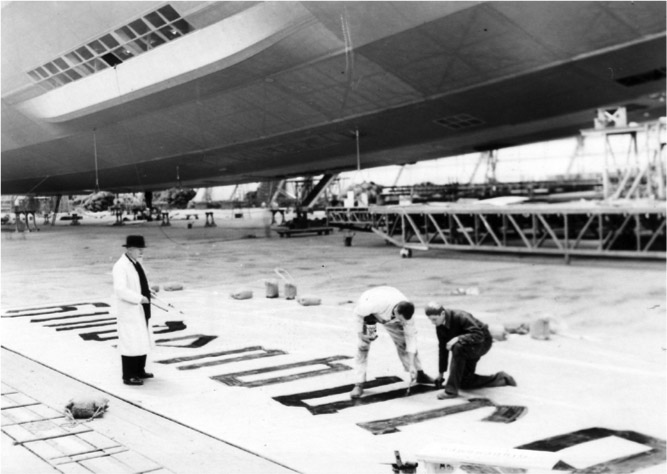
[
  {"x1": 349, "y1": 384, "x2": 364, "y2": 399},
  {"x1": 416, "y1": 371, "x2": 435, "y2": 384},
  {"x1": 123, "y1": 377, "x2": 143, "y2": 386},
  {"x1": 139, "y1": 372, "x2": 154, "y2": 379},
  {"x1": 437, "y1": 390, "x2": 458, "y2": 400}
]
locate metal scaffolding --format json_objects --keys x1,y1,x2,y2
[
  {"x1": 326, "y1": 207, "x2": 373, "y2": 231},
  {"x1": 327, "y1": 117, "x2": 666, "y2": 261},
  {"x1": 368, "y1": 202, "x2": 666, "y2": 261},
  {"x1": 584, "y1": 120, "x2": 666, "y2": 200}
]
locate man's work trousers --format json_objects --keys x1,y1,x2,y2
[
  {"x1": 444, "y1": 335, "x2": 507, "y2": 395},
  {"x1": 355, "y1": 322, "x2": 423, "y2": 384},
  {"x1": 121, "y1": 355, "x2": 147, "y2": 380}
]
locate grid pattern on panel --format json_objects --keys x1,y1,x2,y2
[
  {"x1": 434, "y1": 114, "x2": 485, "y2": 130},
  {"x1": 26, "y1": 4, "x2": 194, "y2": 91}
]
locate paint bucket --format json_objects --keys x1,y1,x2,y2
[
  {"x1": 530, "y1": 317, "x2": 550, "y2": 340},
  {"x1": 274, "y1": 268, "x2": 296, "y2": 300},
  {"x1": 363, "y1": 315, "x2": 378, "y2": 340},
  {"x1": 265, "y1": 279, "x2": 279, "y2": 298},
  {"x1": 364, "y1": 323, "x2": 378, "y2": 341},
  {"x1": 284, "y1": 282, "x2": 297, "y2": 300}
]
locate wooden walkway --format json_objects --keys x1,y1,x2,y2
[{"x1": 1, "y1": 348, "x2": 297, "y2": 474}]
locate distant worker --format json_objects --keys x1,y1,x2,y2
[
  {"x1": 424, "y1": 302, "x2": 516, "y2": 399},
  {"x1": 261, "y1": 202, "x2": 272, "y2": 238},
  {"x1": 350, "y1": 286, "x2": 435, "y2": 399},
  {"x1": 112, "y1": 235, "x2": 155, "y2": 386}
]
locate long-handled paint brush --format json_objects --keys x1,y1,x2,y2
[
  {"x1": 150, "y1": 299, "x2": 169, "y2": 312},
  {"x1": 150, "y1": 292, "x2": 185, "y2": 315}
]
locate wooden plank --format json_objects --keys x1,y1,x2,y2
[{"x1": 1, "y1": 405, "x2": 62, "y2": 425}]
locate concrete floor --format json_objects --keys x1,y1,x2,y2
[{"x1": 1, "y1": 215, "x2": 665, "y2": 473}]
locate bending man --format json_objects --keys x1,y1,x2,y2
[
  {"x1": 350, "y1": 286, "x2": 434, "y2": 399},
  {"x1": 425, "y1": 302, "x2": 516, "y2": 399}
]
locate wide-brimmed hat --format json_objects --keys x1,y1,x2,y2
[{"x1": 123, "y1": 235, "x2": 146, "y2": 248}]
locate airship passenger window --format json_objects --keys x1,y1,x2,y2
[
  {"x1": 158, "y1": 5, "x2": 180, "y2": 22},
  {"x1": 26, "y1": 4, "x2": 194, "y2": 90},
  {"x1": 145, "y1": 12, "x2": 166, "y2": 28}
]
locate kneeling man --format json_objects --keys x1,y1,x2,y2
[{"x1": 425, "y1": 302, "x2": 516, "y2": 399}]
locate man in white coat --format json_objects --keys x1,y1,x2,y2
[
  {"x1": 350, "y1": 286, "x2": 434, "y2": 399},
  {"x1": 113, "y1": 235, "x2": 154, "y2": 386}
]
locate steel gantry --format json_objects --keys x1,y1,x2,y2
[
  {"x1": 327, "y1": 202, "x2": 666, "y2": 261},
  {"x1": 326, "y1": 117, "x2": 666, "y2": 261},
  {"x1": 371, "y1": 202, "x2": 666, "y2": 261},
  {"x1": 326, "y1": 207, "x2": 374, "y2": 231}
]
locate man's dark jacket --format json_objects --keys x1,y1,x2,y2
[{"x1": 436, "y1": 309, "x2": 492, "y2": 373}]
